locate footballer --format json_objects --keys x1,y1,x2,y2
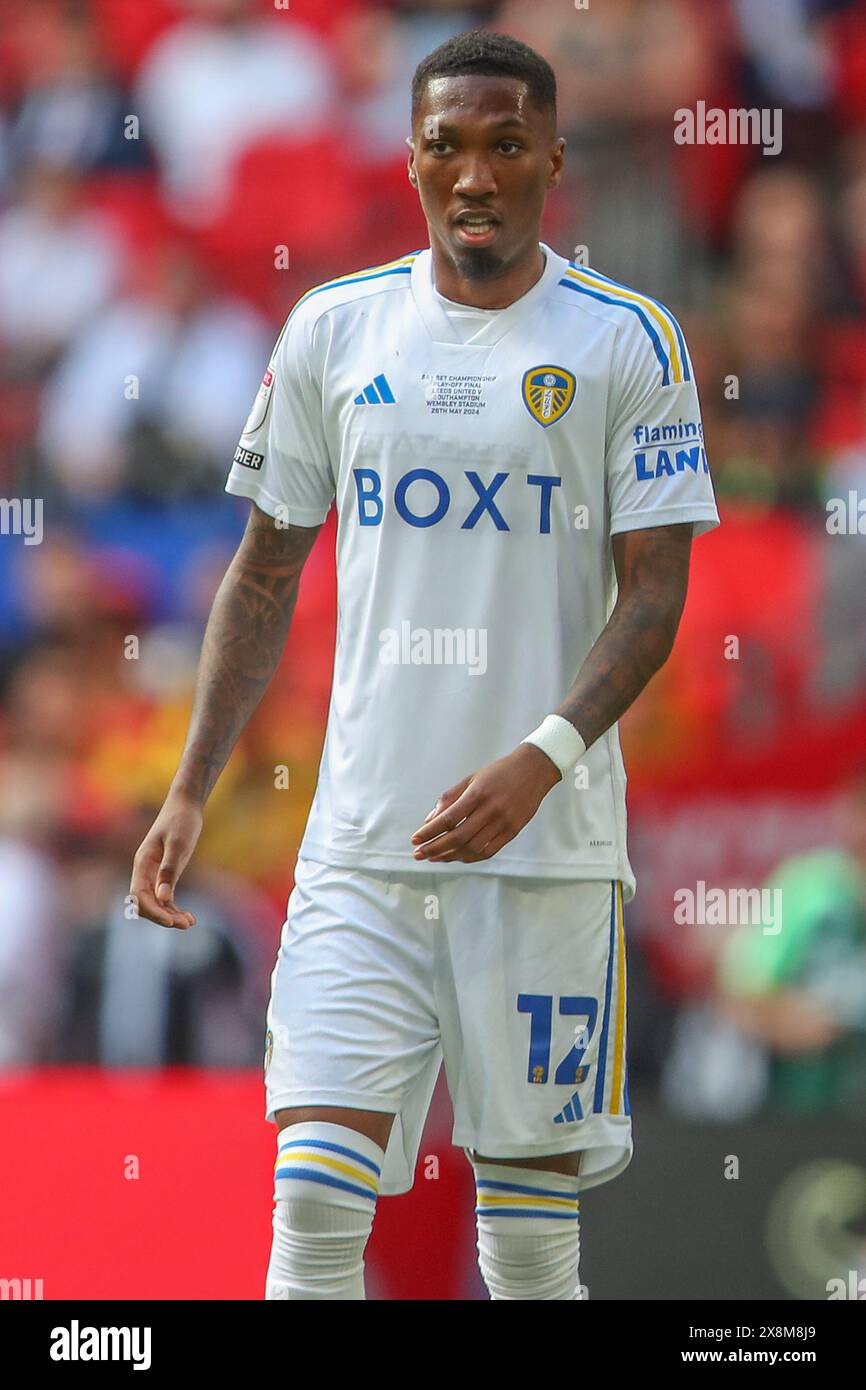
[{"x1": 130, "y1": 30, "x2": 719, "y2": 1300}]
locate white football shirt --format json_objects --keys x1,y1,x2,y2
[{"x1": 226, "y1": 243, "x2": 720, "y2": 896}]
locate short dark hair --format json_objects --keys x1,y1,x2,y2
[{"x1": 411, "y1": 29, "x2": 557, "y2": 125}]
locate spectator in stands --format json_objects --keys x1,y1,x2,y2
[
  {"x1": 0, "y1": 745, "x2": 273, "y2": 1069},
  {"x1": 57, "y1": 843, "x2": 267, "y2": 1067},
  {"x1": 339, "y1": 0, "x2": 495, "y2": 162},
  {"x1": 492, "y1": 0, "x2": 715, "y2": 301},
  {"x1": 37, "y1": 238, "x2": 271, "y2": 498},
  {"x1": 0, "y1": 159, "x2": 124, "y2": 372},
  {"x1": 0, "y1": 800, "x2": 61, "y2": 1066},
  {"x1": 733, "y1": 0, "x2": 835, "y2": 111},
  {"x1": 0, "y1": 634, "x2": 88, "y2": 1067},
  {"x1": 133, "y1": 0, "x2": 336, "y2": 224},
  {"x1": 716, "y1": 769, "x2": 866, "y2": 1116},
  {"x1": 8, "y1": 1, "x2": 151, "y2": 175},
  {"x1": 710, "y1": 169, "x2": 828, "y2": 510},
  {"x1": 838, "y1": 145, "x2": 866, "y2": 317}
]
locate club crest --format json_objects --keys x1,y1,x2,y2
[{"x1": 522, "y1": 364, "x2": 576, "y2": 427}]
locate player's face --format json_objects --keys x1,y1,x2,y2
[{"x1": 409, "y1": 75, "x2": 564, "y2": 281}]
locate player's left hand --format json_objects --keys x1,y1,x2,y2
[{"x1": 410, "y1": 743, "x2": 561, "y2": 863}]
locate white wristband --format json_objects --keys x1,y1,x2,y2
[{"x1": 521, "y1": 715, "x2": 587, "y2": 778}]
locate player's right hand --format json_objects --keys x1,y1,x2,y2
[{"x1": 129, "y1": 792, "x2": 203, "y2": 929}]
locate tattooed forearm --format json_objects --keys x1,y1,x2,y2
[
  {"x1": 171, "y1": 504, "x2": 321, "y2": 804},
  {"x1": 556, "y1": 523, "x2": 693, "y2": 748}
]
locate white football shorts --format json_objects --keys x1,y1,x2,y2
[{"x1": 264, "y1": 857, "x2": 633, "y2": 1195}]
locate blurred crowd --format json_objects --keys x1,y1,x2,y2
[{"x1": 0, "y1": 0, "x2": 864, "y2": 1118}]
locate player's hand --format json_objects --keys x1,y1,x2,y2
[
  {"x1": 129, "y1": 791, "x2": 203, "y2": 929},
  {"x1": 411, "y1": 743, "x2": 561, "y2": 863}
]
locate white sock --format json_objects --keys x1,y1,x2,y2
[
  {"x1": 265, "y1": 1122, "x2": 384, "y2": 1300},
  {"x1": 473, "y1": 1161, "x2": 582, "y2": 1301}
]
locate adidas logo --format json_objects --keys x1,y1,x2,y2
[
  {"x1": 553, "y1": 1091, "x2": 583, "y2": 1124},
  {"x1": 353, "y1": 374, "x2": 396, "y2": 405}
]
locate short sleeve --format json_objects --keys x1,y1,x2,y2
[
  {"x1": 225, "y1": 299, "x2": 335, "y2": 526},
  {"x1": 605, "y1": 309, "x2": 720, "y2": 538}
]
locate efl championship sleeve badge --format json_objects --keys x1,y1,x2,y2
[{"x1": 242, "y1": 365, "x2": 276, "y2": 437}]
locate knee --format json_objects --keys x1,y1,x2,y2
[
  {"x1": 267, "y1": 1195, "x2": 375, "y2": 1300},
  {"x1": 266, "y1": 1121, "x2": 384, "y2": 1300},
  {"x1": 470, "y1": 1158, "x2": 583, "y2": 1301}
]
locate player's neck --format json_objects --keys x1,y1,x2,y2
[{"x1": 429, "y1": 240, "x2": 546, "y2": 310}]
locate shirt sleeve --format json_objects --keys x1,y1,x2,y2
[
  {"x1": 605, "y1": 307, "x2": 720, "y2": 537},
  {"x1": 225, "y1": 298, "x2": 335, "y2": 526}
]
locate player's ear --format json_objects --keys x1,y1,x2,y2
[
  {"x1": 406, "y1": 135, "x2": 418, "y2": 188},
  {"x1": 548, "y1": 136, "x2": 566, "y2": 189}
]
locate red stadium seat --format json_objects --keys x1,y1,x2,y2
[
  {"x1": 350, "y1": 155, "x2": 430, "y2": 270},
  {"x1": 199, "y1": 134, "x2": 366, "y2": 308},
  {"x1": 810, "y1": 321, "x2": 866, "y2": 453},
  {"x1": 90, "y1": 0, "x2": 180, "y2": 82},
  {"x1": 83, "y1": 171, "x2": 171, "y2": 256},
  {"x1": 830, "y1": 5, "x2": 866, "y2": 129}
]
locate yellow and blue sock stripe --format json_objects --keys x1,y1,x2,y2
[
  {"x1": 476, "y1": 1177, "x2": 580, "y2": 1221},
  {"x1": 560, "y1": 263, "x2": 690, "y2": 387},
  {"x1": 274, "y1": 1136, "x2": 381, "y2": 1203}
]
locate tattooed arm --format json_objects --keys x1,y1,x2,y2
[
  {"x1": 553, "y1": 521, "x2": 692, "y2": 745},
  {"x1": 411, "y1": 522, "x2": 693, "y2": 863},
  {"x1": 130, "y1": 504, "x2": 321, "y2": 926}
]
